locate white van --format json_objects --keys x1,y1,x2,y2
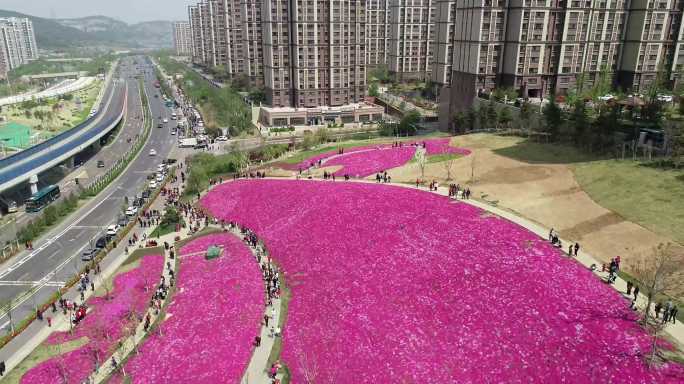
[{"x1": 171, "y1": 113, "x2": 177, "y2": 120}]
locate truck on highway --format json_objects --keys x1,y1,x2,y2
[{"x1": 178, "y1": 138, "x2": 197, "y2": 148}]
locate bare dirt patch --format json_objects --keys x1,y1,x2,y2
[{"x1": 387, "y1": 133, "x2": 676, "y2": 266}]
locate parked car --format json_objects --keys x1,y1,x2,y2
[
  {"x1": 149, "y1": 180, "x2": 158, "y2": 189},
  {"x1": 133, "y1": 197, "x2": 145, "y2": 207},
  {"x1": 106, "y1": 224, "x2": 119, "y2": 236},
  {"x1": 141, "y1": 190, "x2": 151, "y2": 199},
  {"x1": 125, "y1": 206, "x2": 138, "y2": 216},
  {"x1": 149, "y1": 149, "x2": 157, "y2": 156},
  {"x1": 163, "y1": 118, "x2": 169, "y2": 124},
  {"x1": 82, "y1": 247, "x2": 98, "y2": 261},
  {"x1": 97, "y1": 160, "x2": 105, "y2": 168},
  {"x1": 158, "y1": 123, "x2": 164, "y2": 128},
  {"x1": 216, "y1": 135, "x2": 228, "y2": 142},
  {"x1": 156, "y1": 174, "x2": 164, "y2": 183},
  {"x1": 95, "y1": 236, "x2": 108, "y2": 249}
]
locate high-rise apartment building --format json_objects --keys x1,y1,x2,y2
[
  {"x1": 388, "y1": 0, "x2": 436, "y2": 81},
  {"x1": 173, "y1": 21, "x2": 193, "y2": 56},
  {"x1": 240, "y1": 0, "x2": 264, "y2": 84},
  {"x1": 618, "y1": 0, "x2": 681, "y2": 91},
  {"x1": 367, "y1": 0, "x2": 390, "y2": 67},
  {"x1": 431, "y1": 0, "x2": 456, "y2": 85},
  {"x1": 188, "y1": 5, "x2": 205, "y2": 64},
  {"x1": 263, "y1": 0, "x2": 367, "y2": 108},
  {"x1": 0, "y1": 17, "x2": 38, "y2": 79}
]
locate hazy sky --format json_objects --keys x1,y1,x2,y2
[{"x1": 2, "y1": 0, "x2": 196, "y2": 23}]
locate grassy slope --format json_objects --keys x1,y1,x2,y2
[
  {"x1": 486, "y1": 135, "x2": 684, "y2": 245},
  {"x1": 574, "y1": 161, "x2": 684, "y2": 244}
]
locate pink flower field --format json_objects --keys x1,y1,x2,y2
[
  {"x1": 424, "y1": 137, "x2": 472, "y2": 156},
  {"x1": 201, "y1": 179, "x2": 684, "y2": 383},
  {"x1": 324, "y1": 146, "x2": 417, "y2": 177},
  {"x1": 282, "y1": 138, "x2": 470, "y2": 177},
  {"x1": 119, "y1": 233, "x2": 264, "y2": 383},
  {"x1": 21, "y1": 254, "x2": 163, "y2": 384}
]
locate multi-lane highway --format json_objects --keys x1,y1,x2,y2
[
  {"x1": 0, "y1": 74, "x2": 126, "y2": 192},
  {"x1": 0, "y1": 56, "x2": 177, "y2": 329}
]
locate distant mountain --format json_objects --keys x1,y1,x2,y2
[
  {"x1": 0, "y1": 10, "x2": 172, "y2": 50},
  {"x1": 56, "y1": 16, "x2": 172, "y2": 49},
  {"x1": 0, "y1": 9, "x2": 98, "y2": 49}
]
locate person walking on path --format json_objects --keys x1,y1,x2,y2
[
  {"x1": 0, "y1": 360, "x2": 5, "y2": 376},
  {"x1": 633, "y1": 285, "x2": 640, "y2": 301},
  {"x1": 626, "y1": 280, "x2": 633, "y2": 295},
  {"x1": 670, "y1": 306, "x2": 678, "y2": 324},
  {"x1": 574, "y1": 243, "x2": 580, "y2": 256}
]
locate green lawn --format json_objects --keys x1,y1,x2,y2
[
  {"x1": 427, "y1": 153, "x2": 463, "y2": 164},
  {"x1": 150, "y1": 222, "x2": 180, "y2": 238},
  {"x1": 485, "y1": 134, "x2": 684, "y2": 245},
  {"x1": 573, "y1": 160, "x2": 684, "y2": 244},
  {"x1": 492, "y1": 139, "x2": 605, "y2": 164}
]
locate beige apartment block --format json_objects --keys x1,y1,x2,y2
[
  {"x1": 388, "y1": 0, "x2": 436, "y2": 81},
  {"x1": 618, "y1": 0, "x2": 683, "y2": 91},
  {"x1": 173, "y1": 21, "x2": 193, "y2": 56},
  {"x1": 263, "y1": 0, "x2": 367, "y2": 108},
  {"x1": 367, "y1": 0, "x2": 390, "y2": 67}
]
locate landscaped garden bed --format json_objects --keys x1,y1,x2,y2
[
  {"x1": 117, "y1": 233, "x2": 264, "y2": 383},
  {"x1": 281, "y1": 138, "x2": 470, "y2": 177},
  {"x1": 200, "y1": 179, "x2": 684, "y2": 383},
  {"x1": 19, "y1": 254, "x2": 163, "y2": 384}
]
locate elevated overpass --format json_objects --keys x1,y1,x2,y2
[{"x1": 0, "y1": 80, "x2": 127, "y2": 194}]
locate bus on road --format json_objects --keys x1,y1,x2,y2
[{"x1": 25, "y1": 185, "x2": 60, "y2": 213}]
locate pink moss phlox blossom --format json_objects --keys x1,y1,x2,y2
[
  {"x1": 21, "y1": 255, "x2": 164, "y2": 384},
  {"x1": 200, "y1": 180, "x2": 684, "y2": 383},
  {"x1": 119, "y1": 233, "x2": 264, "y2": 383}
]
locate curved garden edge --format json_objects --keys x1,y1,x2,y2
[{"x1": 199, "y1": 176, "x2": 684, "y2": 360}]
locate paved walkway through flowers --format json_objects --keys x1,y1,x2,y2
[{"x1": 88, "y1": 227, "x2": 188, "y2": 383}]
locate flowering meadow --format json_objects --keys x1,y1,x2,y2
[
  {"x1": 20, "y1": 254, "x2": 163, "y2": 384},
  {"x1": 201, "y1": 179, "x2": 684, "y2": 383},
  {"x1": 324, "y1": 146, "x2": 417, "y2": 177},
  {"x1": 118, "y1": 233, "x2": 264, "y2": 383},
  {"x1": 284, "y1": 138, "x2": 470, "y2": 177},
  {"x1": 424, "y1": 137, "x2": 472, "y2": 156}
]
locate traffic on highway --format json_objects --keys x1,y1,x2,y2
[{"x1": 0, "y1": 56, "x2": 179, "y2": 336}]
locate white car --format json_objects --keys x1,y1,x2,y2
[
  {"x1": 149, "y1": 149, "x2": 157, "y2": 156},
  {"x1": 156, "y1": 174, "x2": 164, "y2": 182},
  {"x1": 657, "y1": 94, "x2": 673, "y2": 103},
  {"x1": 598, "y1": 94, "x2": 615, "y2": 102},
  {"x1": 149, "y1": 180, "x2": 158, "y2": 189},
  {"x1": 171, "y1": 130, "x2": 176, "y2": 135},
  {"x1": 157, "y1": 164, "x2": 166, "y2": 172},
  {"x1": 106, "y1": 224, "x2": 120, "y2": 236},
  {"x1": 216, "y1": 135, "x2": 228, "y2": 142},
  {"x1": 163, "y1": 118, "x2": 169, "y2": 124},
  {"x1": 125, "y1": 206, "x2": 138, "y2": 216}
]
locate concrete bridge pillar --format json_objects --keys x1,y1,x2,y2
[
  {"x1": 29, "y1": 174, "x2": 38, "y2": 195},
  {"x1": 65, "y1": 156, "x2": 75, "y2": 169}
]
